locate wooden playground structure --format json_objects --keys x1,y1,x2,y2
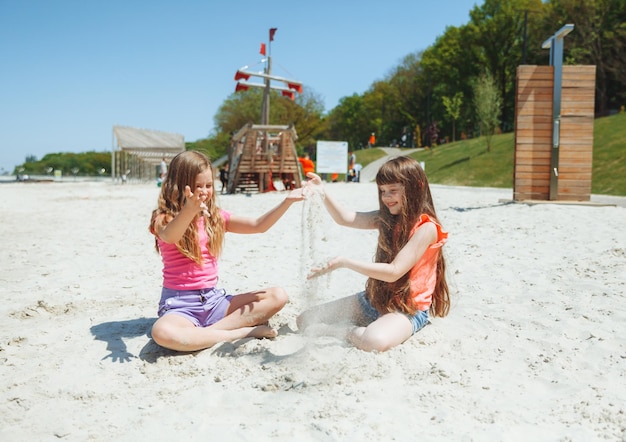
[
  {"x1": 225, "y1": 28, "x2": 303, "y2": 194},
  {"x1": 226, "y1": 122, "x2": 301, "y2": 193}
]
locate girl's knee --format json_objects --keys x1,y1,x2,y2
[
  {"x1": 354, "y1": 329, "x2": 396, "y2": 352},
  {"x1": 151, "y1": 320, "x2": 174, "y2": 348},
  {"x1": 268, "y1": 286, "x2": 288, "y2": 309}
]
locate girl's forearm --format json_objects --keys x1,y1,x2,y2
[
  {"x1": 322, "y1": 191, "x2": 355, "y2": 226},
  {"x1": 342, "y1": 257, "x2": 401, "y2": 283},
  {"x1": 157, "y1": 206, "x2": 197, "y2": 243},
  {"x1": 251, "y1": 198, "x2": 295, "y2": 233}
]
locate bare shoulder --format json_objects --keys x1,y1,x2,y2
[
  {"x1": 412, "y1": 220, "x2": 438, "y2": 243},
  {"x1": 151, "y1": 211, "x2": 171, "y2": 234},
  {"x1": 354, "y1": 210, "x2": 379, "y2": 229}
]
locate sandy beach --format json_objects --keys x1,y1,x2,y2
[{"x1": 1, "y1": 179, "x2": 625, "y2": 441}]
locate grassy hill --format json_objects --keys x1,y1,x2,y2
[
  {"x1": 393, "y1": 112, "x2": 626, "y2": 196},
  {"x1": 591, "y1": 112, "x2": 626, "y2": 195}
]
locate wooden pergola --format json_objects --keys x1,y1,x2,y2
[{"x1": 112, "y1": 125, "x2": 185, "y2": 183}]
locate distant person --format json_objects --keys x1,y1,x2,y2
[
  {"x1": 297, "y1": 157, "x2": 450, "y2": 352},
  {"x1": 148, "y1": 150, "x2": 305, "y2": 352},
  {"x1": 282, "y1": 173, "x2": 295, "y2": 190},
  {"x1": 298, "y1": 153, "x2": 315, "y2": 178},
  {"x1": 348, "y1": 151, "x2": 361, "y2": 183},
  {"x1": 347, "y1": 168, "x2": 358, "y2": 183},
  {"x1": 160, "y1": 157, "x2": 168, "y2": 180},
  {"x1": 219, "y1": 163, "x2": 229, "y2": 194},
  {"x1": 368, "y1": 133, "x2": 376, "y2": 148},
  {"x1": 347, "y1": 151, "x2": 356, "y2": 182},
  {"x1": 353, "y1": 163, "x2": 362, "y2": 182}
]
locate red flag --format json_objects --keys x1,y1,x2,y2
[
  {"x1": 269, "y1": 28, "x2": 277, "y2": 41},
  {"x1": 260, "y1": 43, "x2": 266, "y2": 56},
  {"x1": 234, "y1": 71, "x2": 250, "y2": 81},
  {"x1": 287, "y1": 82, "x2": 303, "y2": 94}
]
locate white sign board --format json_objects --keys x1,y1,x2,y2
[{"x1": 316, "y1": 140, "x2": 348, "y2": 174}]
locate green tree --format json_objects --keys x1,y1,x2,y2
[
  {"x1": 362, "y1": 80, "x2": 397, "y2": 146},
  {"x1": 16, "y1": 151, "x2": 111, "y2": 176},
  {"x1": 468, "y1": 0, "x2": 545, "y2": 131},
  {"x1": 473, "y1": 73, "x2": 502, "y2": 152},
  {"x1": 325, "y1": 94, "x2": 369, "y2": 149},
  {"x1": 417, "y1": 25, "x2": 482, "y2": 139},
  {"x1": 209, "y1": 87, "x2": 325, "y2": 158},
  {"x1": 442, "y1": 92, "x2": 464, "y2": 142},
  {"x1": 213, "y1": 88, "x2": 265, "y2": 135},
  {"x1": 542, "y1": 0, "x2": 626, "y2": 115},
  {"x1": 377, "y1": 53, "x2": 426, "y2": 146},
  {"x1": 280, "y1": 88, "x2": 327, "y2": 151}
]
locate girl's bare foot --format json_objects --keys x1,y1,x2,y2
[{"x1": 246, "y1": 325, "x2": 277, "y2": 339}]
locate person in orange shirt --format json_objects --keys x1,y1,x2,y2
[
  {"x1": 298, "y1": 153, "x2": 315, "y2": 177},
  {"x1": 368, "y1": 132, "x2": 376, "y2": 148},
  {"x1": 297, "y1": 157, "x2": 449, "y2": 352}
]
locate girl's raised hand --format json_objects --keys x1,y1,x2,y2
[
  {"x1": 305, "y1": 172, "x2": 323, "y2": 185},
  {"x1": 301, "y1": 172, "x2": 326, "y2": 199},
  {"x1": 307, "y1": 256, "x2": 342, "y2": 279},
  {"x1": 285, "y1": 186, "x2": 306, "y2": 202},
  {"x1": 184, "y1": 185, "x2": 208, "y2": 214}
]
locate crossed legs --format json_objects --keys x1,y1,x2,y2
[
  {"x1": 296, "y1": 294, "x2": 413, "y2": 352},
  {"x1": 151, "y1": 287, "x2": 288, "y2": 352}
]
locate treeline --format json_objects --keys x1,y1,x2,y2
[
  {"x1": 17, "y1": 151, "x2": 111, "y2": 177},
  {"x1": 17, "y1": 0, "x2": 625, "y2": 173},
  {"x1": 200, "y1": 0, "x2": 625, "y2": 158}
]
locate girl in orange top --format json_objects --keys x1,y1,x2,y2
[
  {"x1": 298, "y1": 154, "x2": 315, "y2": 177},
  {"x1": 297, "y1": 156, "x2": 449, "y2": 352}
]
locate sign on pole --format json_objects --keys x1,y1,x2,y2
[{"x1": 316, "y1": 141, "x2": 348, "y2": 174}]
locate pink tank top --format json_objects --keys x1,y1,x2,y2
[{"x1": 157, "y1": 209, "x2": 231, "y2": 290}]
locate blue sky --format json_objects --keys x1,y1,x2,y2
[{"x1": 0, "y1": 0, "x2": 479, "y2": 173}]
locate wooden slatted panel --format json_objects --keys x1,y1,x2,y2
[
  {"x1": 557, "y1": 66, "x2": 596, "y2": 201},
  {"x1": 513, "y1": 65, "x2": 595, "y2": 202},
  {"x1": 514, "y1": 66, "x2": 553, "y2": 200}
]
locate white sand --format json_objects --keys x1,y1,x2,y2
[{"x1": 1, "y1": 180, "x2": 625, "y2": 441}]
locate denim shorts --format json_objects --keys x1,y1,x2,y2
[
  {"x1": 158, "y1": 287, "x2": 233, "y2": 328},
  {"x1": 357, "y1": 291, "x2": 429, "y2": 334}
]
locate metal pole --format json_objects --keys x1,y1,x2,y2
[
  {"x1": 111, "y1": 129, "x2": 116, "y2": 183},
  {"x1": 542, "y1": 24, "x2": 574, "y2": 200},
  {"x1": 522, "y1": 10, "x2": 528, "y2": 64},
  {"x1": 261, "y1": 55, "x2": 271, "y2": 125},
  {"x1": 261, "y1": 29, "x2": 272, "y2": 125}
]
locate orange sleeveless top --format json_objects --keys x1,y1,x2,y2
[{"x1": 408, "y1": 214, "x2": 448, "y2": 311}]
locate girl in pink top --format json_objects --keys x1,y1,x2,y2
[
  {"x1": 298, "y1": 156, "x2": 450, "y2": 352},
  {"x1": 149, "y1": 150, "x2": 304, "y2": 352}
]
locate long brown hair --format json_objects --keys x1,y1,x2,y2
[
  {"x1": 365, "y1": 156, "x2": 449, "y2": 317},
  {"x1": 149, "y1": 150, "x2": 226, "y2": 264}
]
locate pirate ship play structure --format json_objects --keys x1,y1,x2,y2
[{"x1": 225, "y1": 28, "x2": 303, "y2": 193}]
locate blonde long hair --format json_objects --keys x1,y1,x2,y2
[
  {"x1": 149, "y1": 150, "x2": 226, "y2": 263},
  {"x1": 365, "y1": 156, "x2": 450, "y2": 317}
]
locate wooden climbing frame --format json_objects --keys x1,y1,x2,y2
[{"x1": 226, "y1": 123, "x2": 302, "y2": 193}]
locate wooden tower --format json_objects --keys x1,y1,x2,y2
[
  {"x1": 227, "y1": 123, "x2": 301, "y2": 193},
  {"x1": 226, "y1": 28, "x2": 304, "y2": 193}
]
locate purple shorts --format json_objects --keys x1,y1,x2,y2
[{"x1": 158, "y1": 287, "x2": 233, "y2": 327}]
